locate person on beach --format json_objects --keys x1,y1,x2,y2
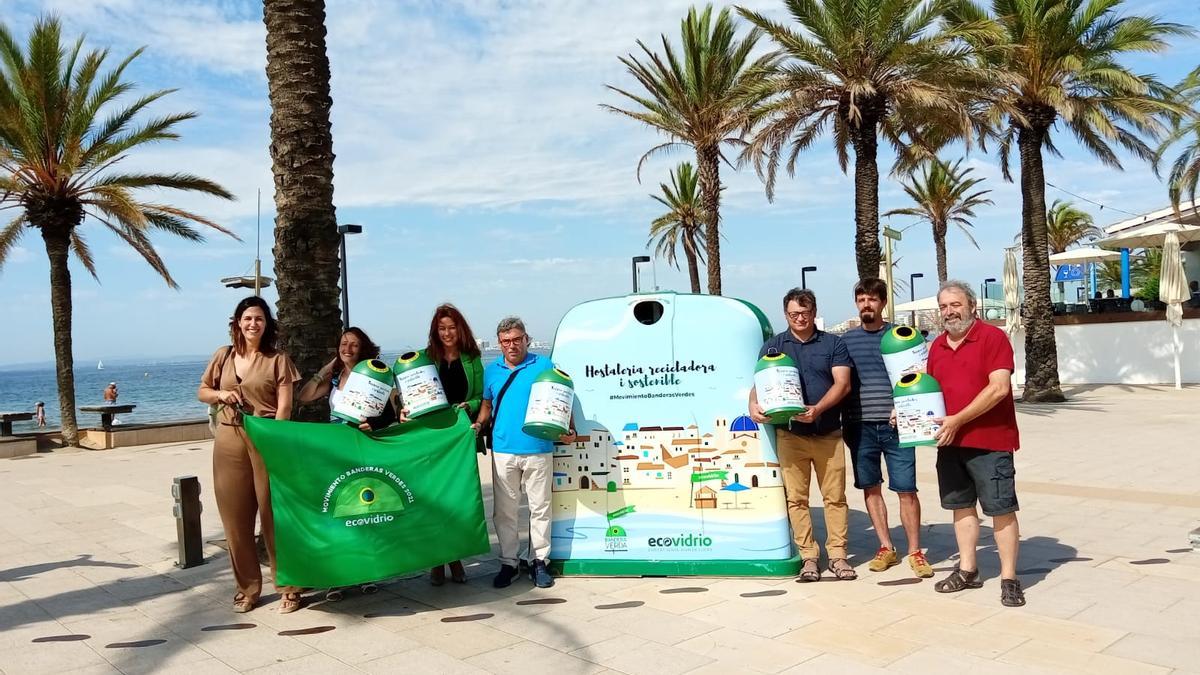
[
  {"x1": 841, "y1": 279, "x2": 932, "y2": 578},
  {"x1": 198, "y1": 296, "x2": 303, "y2": 614},
  {"x1": 103, "y1": 382, "x2": 118, "y2": 403},
  {"x1": 748, "y1": 288, "x2": 854, "y2": 582},
  {"x1": 927, "y1": 280, "x2": 1024, "y2": 607},
  {"x1": 35, "y1": 401, "x2": 46, "y2": 428},
  {"x1": 297, "y1": 326, "x2": 397, "y2": 602},
  {"x1": 475, "y1": 316, "x2": 575, "y2": 589},
  {"x1": 424, "y1": 303, "x2": 485, "y2": 586}
]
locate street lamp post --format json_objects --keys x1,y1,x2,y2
[
  {"x1": 801, "y1": 266, "x2": 817, "y2": 290},
  {"x1": 631, "y1": 255, "x2": 651, "y2": 292},
  {"x1": 338, "y1": 224, "x2": 363, "y2": 330},
  {"x1": 909, "y1": 273, "x2": 924, "y2": 328}
]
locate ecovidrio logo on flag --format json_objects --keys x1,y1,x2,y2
[{"x1": 321, "y1": 465, "x2": 415, "y2": 527}]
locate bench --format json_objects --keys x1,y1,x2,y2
[
  {"x1": 0, "y1": 412, "x2": 35, "y2": 436},
  {"x1": 79, "y1": 404, "x2": 136, "y2": 431}
]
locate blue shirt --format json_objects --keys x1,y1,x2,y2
[
  {"x1": 841, "y1": 323, "x2": 895, "y2": 424},
  {"x1": 758, "y1": 329, "x2": 851, "y2": 436},
  {"x1": 483, "y1": 352, "x2": 555, "y2": 454}
]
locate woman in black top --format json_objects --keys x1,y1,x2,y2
[{"x1": 425, "y1": 304, "x2": 485, "y2": 585}]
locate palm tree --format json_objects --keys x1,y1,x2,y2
[
  {"x1": 263, "y1": 0, "x2": 343, "y2": 419},
  {"x1": 0, "y1": 17, "x2": 234, "y2": 445},
  {"x1": 885, "y1": 158, "x2": 992, "y2": 281},
  {"x1": 648, "y1": 162, "x2": 707, "y2": 293},
  {"x1": 1157, "y1": 66, "x2": 1200, "y2": 208},
  {"x1": 1043, "y1": 200, "x2": 1100, "y2": 254},
  {"x1": 605, "y1": 5, "x2": 773, "y2": 295},
  {"x1": 737, "y1": 0, "x2": 995, "y2": 280},
  {"x1": 949, "y1": 0, "x2": 1190, "y2": 402}
]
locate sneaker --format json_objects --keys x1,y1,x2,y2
[
  {"x1": 530, "y1": 559, "x2": 555, "y2": 588},
  {"x1": 868, "y1": 546, "x2": 899, "y2": 572},
  {"x1": 907, "y1": 551, "x2": 934, "y2": 578},
  {"x1": 493, "y1": 564, "x2": 519, "y2": 589}
]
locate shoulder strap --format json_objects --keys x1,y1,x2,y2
[
  {"x1": 218, "y1": 346, "x2": 234, "y2": 381},
  {"x1": 491, "y1": 362, "x2": 530, "y2": 421}
]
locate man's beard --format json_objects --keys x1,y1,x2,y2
[
  {"x1": 859, "y1": 310, "x2": 877, "y2": 323},
  {"x1": 943, "y1": 314, "x2": 974, "y2": 334}
]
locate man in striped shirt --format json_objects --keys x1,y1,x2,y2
[{"x1": 841, "y1": 278, "x2": 932, "y2": 578}]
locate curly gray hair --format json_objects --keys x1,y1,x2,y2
[{"x1": 938, "y1": 280, "x2": 977, "y2": 308}]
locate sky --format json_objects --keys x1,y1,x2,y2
[{"x1": 3, "y1": 0, "x2": 1200, "y2": 366}]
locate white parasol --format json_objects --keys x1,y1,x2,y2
[
  {"x1": 1003, "y1": 247, "x2": 1022, "y2": 337},
  {"x1": 1159, "y1": 231, "x2": 1191, "y2": 390}
]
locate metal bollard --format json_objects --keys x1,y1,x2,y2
[{"x1": 172, "y1": 475, "x2": 205, "y2": 568}]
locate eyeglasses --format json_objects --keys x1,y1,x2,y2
[
  {"x1": 498, "y1": 335, "x2": 528, "y2": 347},
  {"x1": 786, "y1": 310, "x2": 814, "y2": 320}
]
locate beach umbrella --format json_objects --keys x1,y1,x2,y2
[
  {"x1": 721, "y1": 481, "x2": 749, "y2": 508},
  {"x1": 1159, "y1": 231, "x2": 1190, "y2": 390},
  {"x1": 1003, "y1": 248, "x2": 1022, "y2": 338},
  {"x1": 1047, "y1": 248, "x2": 1123, "y2": 265}
]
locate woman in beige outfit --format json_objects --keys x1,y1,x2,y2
[{"x1": 198, "y1": 296, "x2": 302, "y2": 613}]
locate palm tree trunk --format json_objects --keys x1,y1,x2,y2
[
  {"x1": 933, "y1": 221, "x2": 948, "y2": 282},
  {"x1": 1017, "y1": 123, "x2": 1065, "y2": 402},
  {"x1": 40, "y1": 225, "x2": 80, "y2": 445},
  {"x1": 851, "y1": 122, "x2": 881, "y2": 280},
  {"x1": 696, "y1": 144, "x2": 722, "y2": 295},
  {"x1": 264, "y1": 0, "x2": 343, "y2": 421},
  {"x1": 682, "y1": 229, "x2": 702, "y2": 294}
]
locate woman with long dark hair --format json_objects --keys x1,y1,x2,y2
[
  {"x1": 297, "y1": 325, "x2": 397, "y2": 602},
  {"x1": 198, "y1": 296, "x2": 302, "y2": 614},
  {"x1": 426, "y1": 303, "x2": 484, "y2": 585}
]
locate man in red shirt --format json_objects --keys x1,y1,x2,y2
[{"x1": 926, "y1": 281, "x2": 1024, "y2": 607}]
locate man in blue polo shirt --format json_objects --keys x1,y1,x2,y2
[
  {"x1": 475, "y1": 316, "x2": 575, "y2": 589},
  {"x1": 749, "y1": 288, "x2": 853, "y2": 582}
]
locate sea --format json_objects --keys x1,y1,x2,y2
[{"x1": 0, "y1": 349, "x2": 546, "y2": 434}]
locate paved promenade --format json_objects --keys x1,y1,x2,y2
[{"x1": 1, "y1": 385, "x2": 1198, "y2": 674}]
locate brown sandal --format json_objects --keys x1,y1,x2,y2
[
  {"x1": 448, "y1": 560, "x2": 467, "y2": 584},
  {"x1": 232, "y1": 593, "x2": 255, "y2": 613},
  {"x1": 279, "y1": 592, "x2": 303, "y2": 614},
  {"x1": 797, "y1": 559, "x2": 821, "y2": 583},
  {"x1": 935, "y1": 567, "x2": 982, "y2": 593},
  {"x1": 828, "y1": 558, "x2": 858, "y2": 581}
]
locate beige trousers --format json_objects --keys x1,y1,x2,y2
[
  {"x1": 776, "y1": 430, "x2": 849, "y2": 561},
  {"x1": 212, "y1": 423, "x2": 296, "y2": 601},
  {"x1": 491, "y1": 451, "x2": 553, "y2": 566}
]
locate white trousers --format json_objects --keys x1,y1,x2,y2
[{"x1": 491, "y1": 451, "x2": 553, "y2": 566}]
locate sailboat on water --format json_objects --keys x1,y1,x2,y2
[{"x1": 97, "y1": 360, "x2": 104, "y2": 370}]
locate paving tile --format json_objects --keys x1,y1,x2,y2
[
  {"x1": 288, "y1": 620, "x2": 418, "y2": 664},
  {"x1": 777, "y1": 652, "x2": 886, "y2": 674},
  {"x1": 1000, "y1": 639, "x2": 1171, "y2": 675},
  {"x1": 148, "y1": 657, "x2": 241, "y2": 675},
  {"x1": 569, "y1": 633, "x2": 712, "y2": 675},
  {"x1": 681, "y1": 599, "x2": 817, "y2": 638},
  {"x1": 361, "y1": 646, "x2": 489, "y2": 675},
  {"x1": 400, "y1": 620, "x2": 525, "y2": 659},
  {"x1": 974, "y1": 609, "x2": 1128, "y2": 652},
  {"x1": 467, "y1": 640, "x2": 607, "y2": 675},
  {"x1": 190, "y1": 630, "x2": 317, "y2": 672},
  {"x1": 778, "y1": 620, "x2": 920, "y2": 667},
  {"x1": 888, "y1": 645, "x2": 1057, "y2": 674},
  {"x1": 675, "y1": 627, "x2": 815, "y2": 673},
  {"x1": 1102, "y1": 632, "x2": 1200, "y2": 671},
  {"x1": 1069, "y1": 602, "x2": 1198, "y2": 642},
  {"x1": 588, "y1": 604, "x2": 718, "y2": 645},
  {"x1": 877, "y1": 614, "x2": 1028, "y2": 658},
  {"x1": 0, "y1": 639, "x2": 109, "y2": 675},
  {"x1": 243, "y1": 652, "x2": 361, "y2": 674},
  {"x1": 491, "y1": 612, "x2": 624, "y2": 652}
]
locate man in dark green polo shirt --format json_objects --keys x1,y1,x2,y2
[{"x1": 749, "y1": 288, "x2": 853, "y2": 582}]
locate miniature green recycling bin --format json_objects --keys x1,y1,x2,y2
[
  {"x1": 522, "y1": 368, "x2": 575, "y2": 440},
  {"x1": 753, "y1": 351, "x2": 807, "y2": 424},
  {"x1": 892, "y1": 372, "x2": 946, "y2": 448},
  {"x1": 392, "y1": 350, "x2": 450, "y2": 418},
  {"x1": 331, "y1": 359, "x2": 395, "y2": 424},
  {"x1": 880, "y1": 325, "x2": 929, "y2": 387}
]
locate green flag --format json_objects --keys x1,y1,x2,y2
[{"x1": 244, "y1": 408, "x2": 489, "y2": 588}]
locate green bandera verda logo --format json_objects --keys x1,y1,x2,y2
[
  {"x1": 690, "y1": 470, "x2": 728, "y2": 483},
  {"x1": 322, "y1": 465, "x2": 415, "y2": 526}
]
